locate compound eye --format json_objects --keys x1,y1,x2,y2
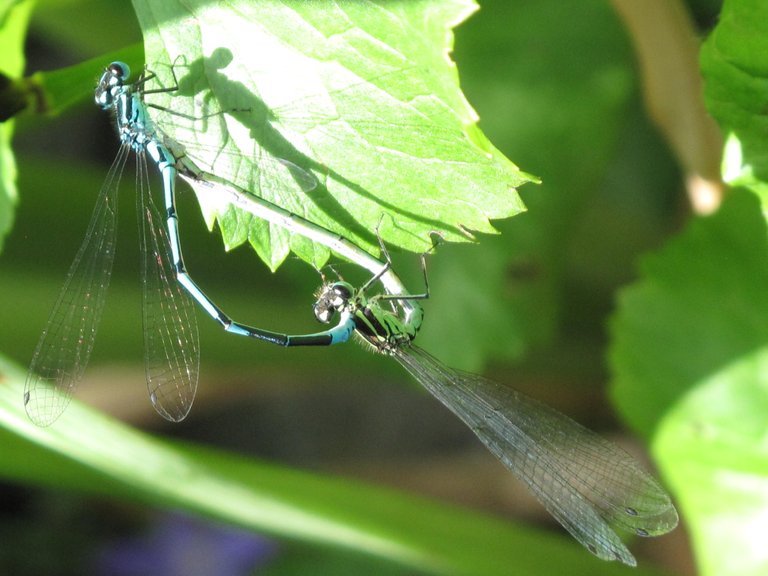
[
  {"x1": 313, "y1": 302, "x2": 335, "y2": 324},
  {"x1": 108, "y1": 61, "x2": 130, "y2": 81},
  {"x1": 332, "y1": 283, "x2": 352, "y2": 300}
]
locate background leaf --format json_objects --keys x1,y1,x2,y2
[
  {"x1": 609, "y1": 4, "x2": 768, "y2": 570},
  {"x1": 610, "y1": 190, "x2": 768, "y2": 576},
  {"x1": 701, "y1": 0, "x2": 768, "y2": 204},
  {"x1": 420, "y1": 0, "x2": 635, "y2": 367},
  {"x1": 0, "y1": 0, "x2": 34, "y2": 254}
]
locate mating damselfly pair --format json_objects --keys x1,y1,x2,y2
[{"x1": 25, "y1": 60, "x2": 677, "y2": 565}]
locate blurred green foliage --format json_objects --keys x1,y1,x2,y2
[{"x1": 5, "y1": 0, "x2": 768, "y2": 575}]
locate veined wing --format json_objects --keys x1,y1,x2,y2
[
  {"x1": 136, "y1": 153, "x2": 199, "y2": 422},
  {"x1": 24, "y1": 145, "x2": 129, "y2": 426},
  {"x1": 395, "y1": 344, "x2": 678, "y2": 566}
]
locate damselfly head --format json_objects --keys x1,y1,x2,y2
[
  {"x1": 94, "y1": 61, "x2": 130, "y2": 109},
  {"x1": 313, "y1": 281, "x2": 354, "y2": 324}
]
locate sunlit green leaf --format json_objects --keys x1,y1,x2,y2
[{"x1": 131, "y1": 0, "x2": 531, "y2": 270}]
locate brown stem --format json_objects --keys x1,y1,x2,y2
[{"x1": 610, "y1": 0, "x2": 724, "y2": 214}]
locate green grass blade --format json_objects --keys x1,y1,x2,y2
[{"x1": 0, "y1": 350, "x2": 660, "y2": 576}]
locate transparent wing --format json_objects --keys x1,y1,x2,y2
[
  {"x1": 395, "y1": 345, "x2": 678, "y2": 566},
  {"x1": 136, "y1": 153, "x2": 199, "y2": 422},
  {"x1": 24, "y1": 145, "x2": 128, "y2": 426}
]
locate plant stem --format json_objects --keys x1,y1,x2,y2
[{"x1": 610, "y1": 0, "x2": 724, "y2": 214}]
